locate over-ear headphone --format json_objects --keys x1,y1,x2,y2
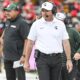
[{"x1": 49, "y1": 2, "x2": 57, "y2": 14}]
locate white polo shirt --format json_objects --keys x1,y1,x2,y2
[{"x1": 28, "y1": 17, "x2": 69, "y2": 54}]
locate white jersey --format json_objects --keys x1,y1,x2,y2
[{"x1": 28, "y1": 17, "x2": 69, "y2": 54}]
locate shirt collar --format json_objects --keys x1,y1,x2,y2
[{"x1": 41, "y1": 16, "x2": 57, "y2": 23}]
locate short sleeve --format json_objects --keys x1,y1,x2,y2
[
  {"x1": 62, "y1": 23, "x2": 69, "y2": 40},
  {"x1": 19, "y1": 20, "x2": 30, "y2": 39},
  {"x1": 28, "y1": 21, "x2": 37, "y2": 41}
]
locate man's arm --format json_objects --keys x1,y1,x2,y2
[
  {"x1": 63, "y1": 39, "x2": 73, "y2": 73},
  {"x1": 22, "y1": 39, "x2": 34, "y2": 72},
  {"x1": 23, "y1": 39, "x2": 34, "y2": 61},
  {"x1": 0, "y1": 30, "x2": 5, "y2": 56},
  {"x1": 63, "y1": 39, "x2": 71, "y2": 60},
  {"x1": 20, "y1": 39, "x2": 27, "y2": 63},
  {"x1": 72, "y1": 29, "x2": 80, "y2": 60},
  {"x1": 0, "y1": 30, "x2": 5, "y2": 43}
]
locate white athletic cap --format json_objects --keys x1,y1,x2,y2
[
  {"x1": 56, "y1": 12, "x2": 66, "y2": 21},
  {"x1": 41, "y1": 2, "x2": 53, "y2": 10}
]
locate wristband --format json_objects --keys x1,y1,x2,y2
[
  {"x1": 22, "y1": 54, "x2": 25, "y2": 57},
  {"x1": 67, "y1": 59, "x2": 71, "y2": 60}
]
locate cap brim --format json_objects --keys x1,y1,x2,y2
[
  {"x1": 41, "y1": 7, "x2": 52, "y2": 10},
  {"x1": 3, "y1": 8, "x2": 11, "y2": 11}
]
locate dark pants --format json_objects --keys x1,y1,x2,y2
[
  {"x1": 4, "y1": 60, "x2": 26, "y2": 80},
  {"x1": 61, "y1": 63, "x2": 78, "y2": 80},
  {"x1": 77, "y1": 60, "x2": 80, "y2": 79},
  {"x1": 35, "y1": 50, "x2": 62, "y2": 80},
  {"x1": 77, "y1": 71, "x2": 80, "y2": 80}
]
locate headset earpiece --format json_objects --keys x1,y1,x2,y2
[
  {"x1": 49, "y1": 2, "x2": 57, "y2": 14},
  {"x1": 52, "y1": 4, "x2": 57, "y2": 14}
]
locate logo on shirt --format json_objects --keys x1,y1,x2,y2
[
  {"x1": 54, "y1": 26, "x2": 58, "y2": 30},
  {"x1": 11, "y1": 25, "x2": 16, "y2": 28},
  {"x1": 43, "y1": 3, "x2": 46, "y2": 6}
]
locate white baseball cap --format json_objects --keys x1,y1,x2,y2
[
  {"x1": 56, "y1": 12, "x2": 66, "y2": 21},
  {"x1": 41, "y1": 2, "x2": 53, "y2": 10}
]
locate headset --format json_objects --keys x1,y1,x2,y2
[{"x1": 49, "y1": 2, "x2": 57, "y2": 15}]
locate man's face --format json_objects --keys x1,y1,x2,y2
[
  {"x1": 6, "y1": 10, "x2": 18, "y2": 20},
  {"x1": 41, "y1": 8, "x2": 53, "y2": 21},
  {"x1": 5, "y1": 11, "x2": 11, "y2": 19}
]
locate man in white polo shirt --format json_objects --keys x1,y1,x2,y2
[{"x1": 21, "y1": 2, "x2": 73, "y2": 80}]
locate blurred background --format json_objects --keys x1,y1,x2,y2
[{"x1": 0, "y1": 0, "x2": 80, "y2": 28}]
